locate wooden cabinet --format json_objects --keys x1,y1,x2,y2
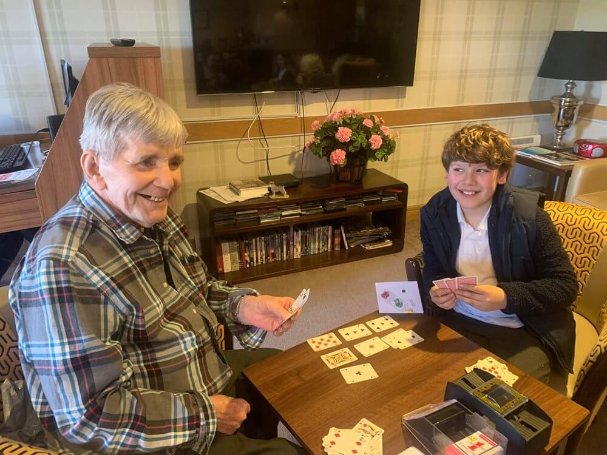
[{"x1": 197, "y1": 169, "x2": 408, "y2": 283}]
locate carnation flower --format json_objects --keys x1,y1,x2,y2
[
  {"x1": 306, "y1": 108, "x2": 396, "y2": 168},
  {"x1": 329, "y1": 149, "x2": 347, "y2": 165},
  {"x1": 369, "y1": 134, "x2": 382, "y2": 150}
]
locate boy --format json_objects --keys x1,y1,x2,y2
[{"x1": 421, "y1": 124, "x2": 577, "y2": 392}]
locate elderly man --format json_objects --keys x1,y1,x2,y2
[{"x1": 10, "y1": 83, "x2": 304, "y2": 454}]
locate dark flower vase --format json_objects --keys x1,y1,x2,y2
[{"x1": 334, "y1": 157, "x2": 367, "y2": 183}]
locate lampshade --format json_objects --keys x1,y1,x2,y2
[{"x1": 538, "y1": 31, "x2": 607, "y2": 81}]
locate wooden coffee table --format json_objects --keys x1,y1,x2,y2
[{"x1": 244, "y1": 312, "x2": 589, "y2": 454}]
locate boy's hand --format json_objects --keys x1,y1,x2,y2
[
  {"x1": 430, "y1": 286, "x2": 457, "y2": 310},
  {"x1": 454, "y1": 284, "x2": 506, "y2": 311}
]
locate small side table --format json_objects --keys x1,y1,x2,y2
[{"x1": 513, "y1": 152, "x2": 574, "y2": 201}]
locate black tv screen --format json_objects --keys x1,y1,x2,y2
[{"x1": 190, "y1": 0, "x2": 421, "y2": 95}]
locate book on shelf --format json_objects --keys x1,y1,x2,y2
[
  {"x1": 228, "y1": 178, "x2": 269, "y2": 197},
  {"x1": 516, "y1": 147, "x2": 588, "y2": 167}
]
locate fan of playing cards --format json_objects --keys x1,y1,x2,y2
[{"x1": 322, "y1": 418, "x2": 383, "y2": 455}]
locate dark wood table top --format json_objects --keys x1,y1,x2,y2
[{"x1": 244, "y1": 312, "x2": 589, "y2": 454}]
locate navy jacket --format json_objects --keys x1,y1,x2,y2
[{"x1": 421, "y1": 184, "x2": 577, "y2": 372}]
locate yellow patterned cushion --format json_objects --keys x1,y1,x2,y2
[
  {"x1": 0, "y1": 437, "x2": 58, "y2": 454},
  {"x1": 544, "y1": 201, "x2": 607, "y2": 300}
]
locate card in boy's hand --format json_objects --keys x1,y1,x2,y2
[
  {"x1": 456, "y1": 276, "x2": 478, "y2": 287},
  {"x1": 338, "y1": 323, "x2": 372, "y2": 341},
  {"x1": 354, "y1": 336, "x2": 390, "y2": 357},
  {"x1": 307, "y1": 332, "x2": 342, "y2": 351},
  {"x1": 367, "y1": 315, "x2": 399, "y2": 333},
  {"x1": 340, "y1": 363, "x2": 378, "y2": 384},
  {"x1": 320, "y1": 347, "x2": 358, "y2": 369}
]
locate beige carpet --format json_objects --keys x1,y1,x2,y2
[{"x1": 239, "y1": 217, "x2": 422, "y2": 351}]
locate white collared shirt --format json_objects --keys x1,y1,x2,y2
[{"x1": 453, "y1": 203, "x2": 523, "y2": 328}]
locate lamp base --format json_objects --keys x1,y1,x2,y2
[{"x1": 550, "y1": 80, "x2": 583, "y2": 149}]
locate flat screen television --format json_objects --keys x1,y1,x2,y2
[{"x1": 190, "y1": 0, "x2": 421, "y2": 95}]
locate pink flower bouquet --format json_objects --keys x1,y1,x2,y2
[{"x1": 305, "y1": 108, "x2": 397, "y2": 167}]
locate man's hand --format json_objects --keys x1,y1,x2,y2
[
  {"x1": 454, "y1": 284, "x2": 507, "y2": 311},
  {"x1": 429, "y1": 286, "x2": 457, "y2": 310},
  {"x1": 237, "y1": 295, "x2": 302, "y2": 335},
  {"x1": 210, "y1": 395, "x2": 250, "y2": 435}
]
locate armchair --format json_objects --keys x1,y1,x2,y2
[
  {"x1": 405, "y1": 201, "x2": 607, "y2": 453},
  {"x1": 0, "y1": 285, "x2": 227, "y2": 454}
]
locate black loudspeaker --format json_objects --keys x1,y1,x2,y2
[{"x1": 46, "y1": 114, "x2": 65, "y2": 142}]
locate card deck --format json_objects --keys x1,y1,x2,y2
[
  {"x1": 320, "y1": 347, "x2": 358, "y2": 369},
  {"x1": 367, "y1": 315, "x2": 399, "y2": 333},
  {"x1": 307, "y1": 332, "x2": 342, "y2": 352},
  {"x1": 354, "y1": 336, "x2": 390, "y2": 357},
  {"x1": 465, "y1": 356, "x2": 518, "y2": 386},
  {"x1": 433, "y1": 276, "x2": 478, "y2": 290},
  {"x1": 338, "y1": 323, "x2": 373, "y2": 341},
  {"x1": 340, "y1": 363, "x2": 378, "y2": 384}
]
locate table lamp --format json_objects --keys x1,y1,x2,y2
[{"x1": 537, "y1": 31, "x2": 607, "y2": 149}]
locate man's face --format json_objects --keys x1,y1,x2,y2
[
  {"x1": 446, "y1": 161, "x2": 507, "y2": 216},
  {"x1": 94, "y1": 138, "x2": 184, "y2": 228}
]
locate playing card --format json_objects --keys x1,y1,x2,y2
[
  {"x1": 375, "y1": 281, "x2": 423, "y2": 314},
  {"x1": 353, "y1": 418, "x2": 384, "y2": 437},
  {"x1": 456, "y1": 276, "x2": 478, "y2": 287},
  {"x1": 367, "y1": 315, "x2": 399, "y2": 333},
  {"x1": 320, "y1": 347, "x2": 358, "y2": 369},
  {"x1": 307, "y1": 332, "x2": 342, "y2": 352},
  {"x1": 381, "y1": 328, "x2": 412, "y2": 349},
  {"x1": 338, "y1": 323, "x2": 373, "y2": 341},
  {"x1": 465, "y1": 356, "x2": 518, "y2": 386},
  {"x1": 400, "y1": 329, "x2": 424, "y2": 348},
  {"x1": 340, "y1": 363, "x2": 378, "y2": 384},
  {"x1": 445, "y1": 278, "x2": 457, "y2": 291},
  {"x1": 322, "y1": 427, "x2": 372, "y2": 454},
  {"x1": 432, "y1": 279, "x2": 448, "y2": 289},
  {"x1": 289, "y1": 288, "x2": 309, "y2": 314},
  {"x1": 354, "y1": 336, "x2": 390, "y2": 357}
]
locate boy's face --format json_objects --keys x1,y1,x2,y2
[
  {"x1": 91, "y1": 137, "x2": 184, "y2": 228},
  {"x1": 446, "y1": 161, "x2": 507, "y2": 217}
]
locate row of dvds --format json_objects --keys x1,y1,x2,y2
[
  {"x1": 215, "y1": 224, "x2": 343, "y2": 273},
  {"x1": 211, "y1": 191, "x2": 400, "y2": 226}
]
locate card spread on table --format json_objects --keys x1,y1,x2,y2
[
  {"x1": 375, "y1": 281, "x2": 424, "y2": 314},
  {"x1": 307, "y1": 332, "x2": 342, "y2": 352},
  {"x1": 322, "y1": 419, "x2": 384, "y2": 455},
  {"x1": 322, "y1": 427, "x2": 373, "y2": 454},
  {"x1": 354, "y1": 336, "x2": 390, "y2": 357},
  {"x1": 433, "y1": 276, "x2": 478, "y2": 290},
  {"x1": 340, "y1": 363, "x2": 378, "y2": 384},
  {"x1": 366, "y1": 315, "x2": 399, "y2": 333},
  {"x1": 465, "y1": 356, "x2": 519, "y2": 386},
  {"x1": 381, "y1": 328, "x2": 424, "y2": 349},
  {"x1": 320, "y1": 347, "x2": 358, "y2": 369},
  {"x1": 338, "y1": 323, "x2": 373, "y2": 341}
]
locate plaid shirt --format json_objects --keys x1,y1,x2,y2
[{"x1": 9, "y1": 181, "x2": 266, "y2": 454}]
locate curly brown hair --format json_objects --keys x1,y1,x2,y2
[{"x1": 441, "y1": 124, "x2": 515, "y2": 175}]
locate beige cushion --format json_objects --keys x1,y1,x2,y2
[
  {"x1": 567, "y1": 313, "x2": 599, "y2": 397},
  {"x1": 565, "y1": 158, "x2": 607, "y2": 203}
]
